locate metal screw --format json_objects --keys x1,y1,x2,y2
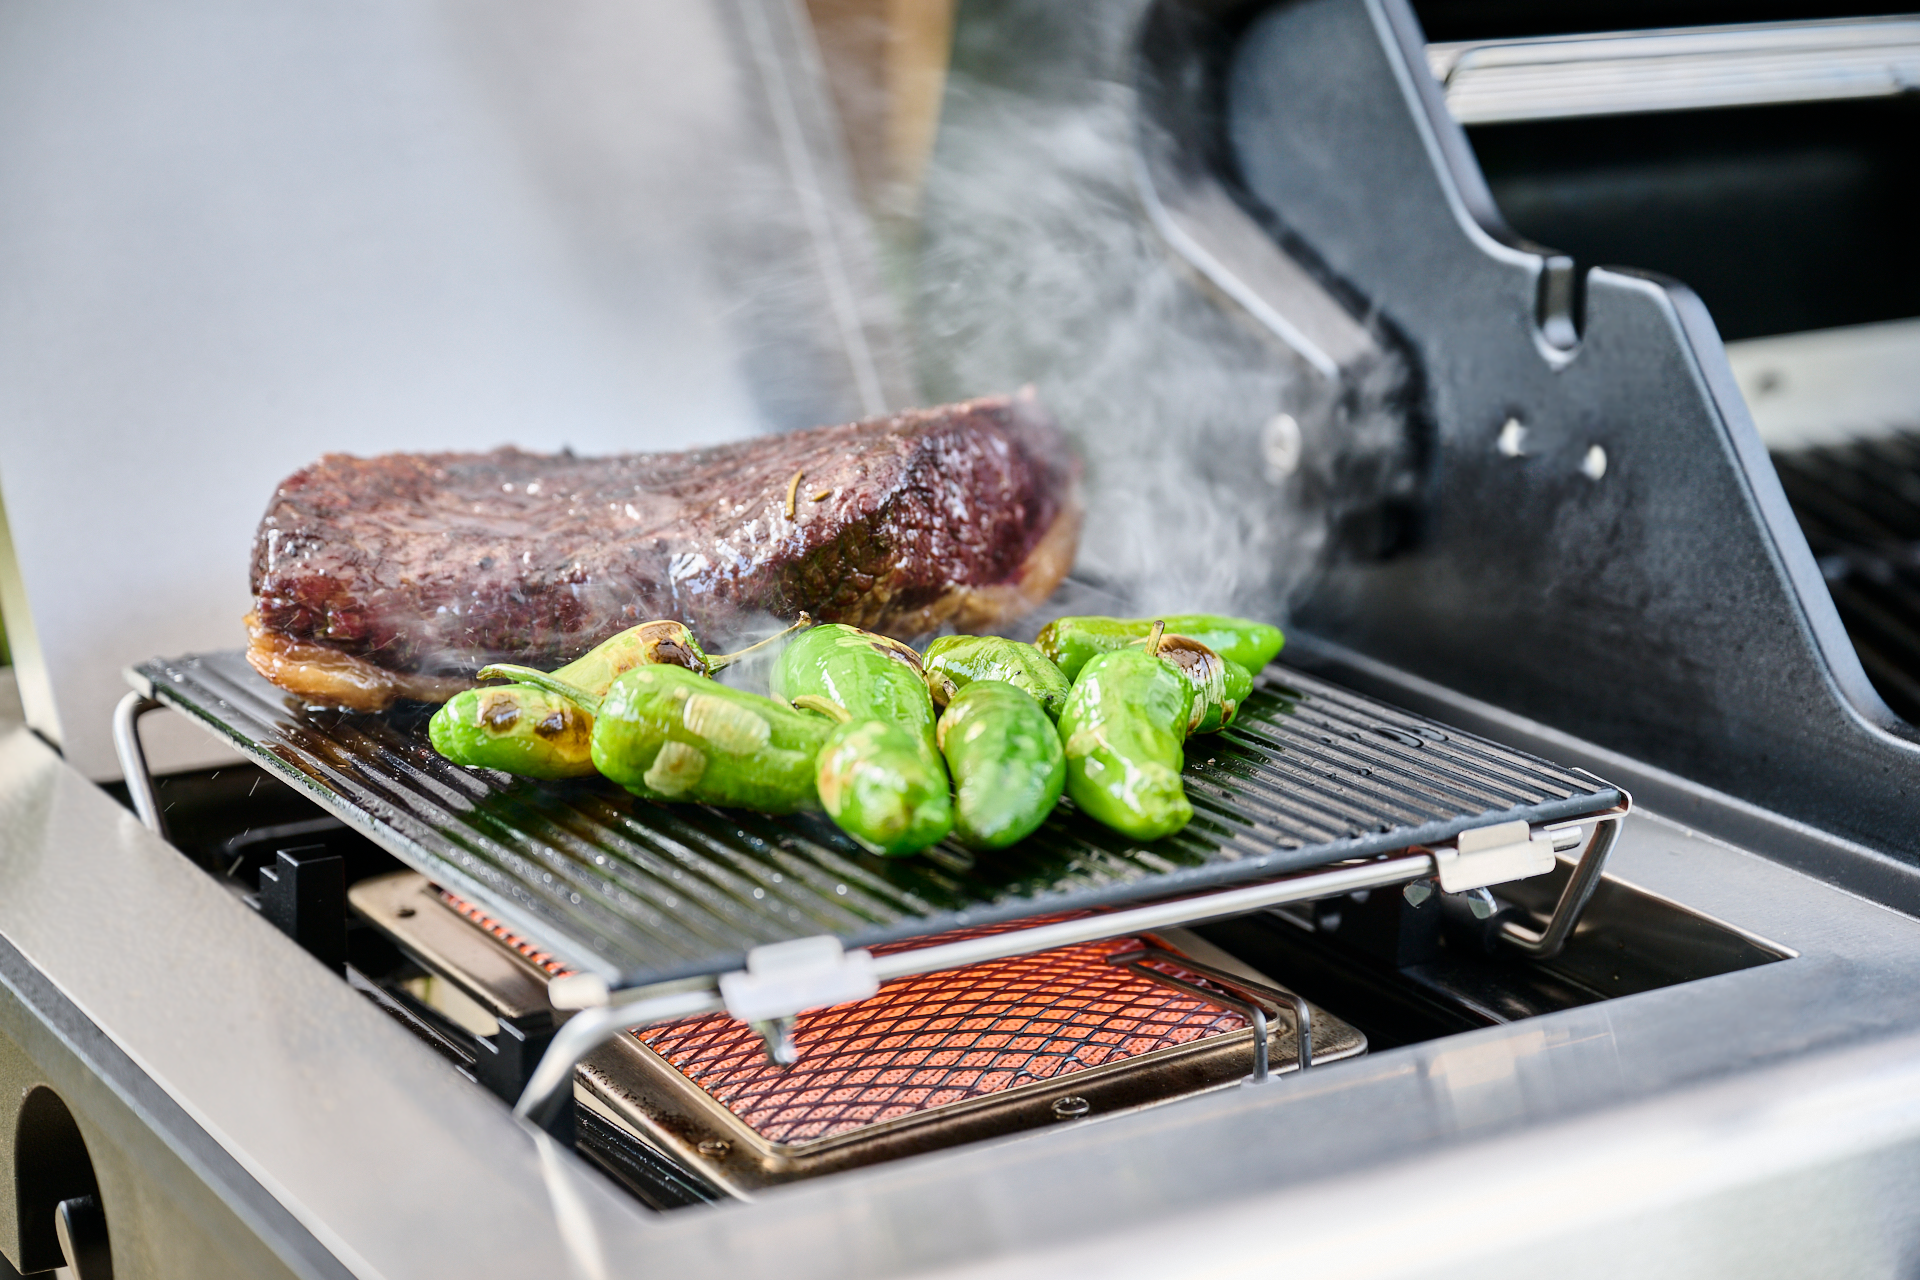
[
  {"x1": 396, "y1": 906, "x2": 415, "y2": 918},
  {"x1": 1051, "y1": 1096, "x2": 1091, "y2": 1120},
  {"x1": 697, "y1": 1139, "x2": 732, "y2": 1159}
]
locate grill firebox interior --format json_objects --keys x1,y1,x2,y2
[{"x1": 115, "y1": 651, "x2": 1786, "y2": 1212}]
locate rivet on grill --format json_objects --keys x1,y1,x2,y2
[
  {"x1": 697, "y1": 1139, "x2": 732, "y2": 1159},
  {"x1": 1051, "y1": 1096, "x2": 1091, "y2": 1120}
]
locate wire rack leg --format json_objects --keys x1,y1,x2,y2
[
  {"x1": 112, "y1": 691, "x2": 169, "y2": 842},
  {"x1": 1498, "y1": 813, "x2": 1623, "y2": 961}
]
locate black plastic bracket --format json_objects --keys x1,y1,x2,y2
[
  {"x1": 257, "y1": 845, "x2": 346, "y2": 974},
  {"x1": 472, "y1": 1014, "x2": 571, "y2": 1142},
  {"x1": 1313, "y1": 882, "x2": 1441, "y2": 968}
]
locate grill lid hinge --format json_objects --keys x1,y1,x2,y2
[{"x1": 1432, "y1": 820, "x2": 1557, "y2": 893}]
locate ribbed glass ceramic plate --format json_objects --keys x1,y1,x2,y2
[{"x1": 132, "y1": 649, "x2": 1624, "y2": 987}]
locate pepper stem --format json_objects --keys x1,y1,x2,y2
[
  {"x1": 474, "y1": 664, "x2": 604, "y2": 715},
  {"x1": 707, "y1": 613, "x2": 813, "y2": 673},
  {"x1": 1145, "y1": 620, "x2": 1167, "y2": 657},
  {"x1": 790, "y1": 694, "x2": 852, "y2": 723}
]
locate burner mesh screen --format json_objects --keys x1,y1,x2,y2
[{"x1": 637, "y1": 935, "x2": 1246, "y2": 1145}]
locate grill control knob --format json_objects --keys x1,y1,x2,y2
[{"x1": 55, "y1": 1194, "x2": 113, "y2": 1280}]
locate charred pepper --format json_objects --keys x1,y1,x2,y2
[
  {"x1": 923, "y1": 635, "x2": 1071, "y2": 721},
  {"x1": 428, "y1": 685, "x2": 596, "y2": 779},
  {"x1": 1037, "y1": 614, "x2": 1284, "y2": 680},
  {"x1": 771, "y1": 623, "x2": 953, "y2": 856},
  {"x1": 937, "y1": 680, "x2": 1065, "y2": 849},
  {"x1": 1134, "y1": 634, "x2": 1254, "y2": 735},
  {"x1": 481, "y1": 663, "x2": 832, "y2": 811},
  {"x1": 1058, "y1": 623, "x2": 1194, "y2": 841},
  {"x1": 430, "y1": 618, "x2": 803, "y2": 778}
]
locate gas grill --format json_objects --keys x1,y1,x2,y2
[{"x1": 5, "y1": 0, "x2": 1920, "y2": 1276}]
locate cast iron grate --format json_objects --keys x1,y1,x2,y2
[
  {"x1": 1774, "y1": 428, "x2": 1920, "y2": 723},
  {"x1": 132, "y1": 648, "x2": 1624, "y2": 988}
]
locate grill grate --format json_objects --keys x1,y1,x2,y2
[
  {"x1": 639, "y1": 929, "x2": 1245, "y2": 1145},
  {"x1": 1774, "y1": 429, "x2": 1920, "y2": 723},
  {"x1": 134, "y1": 648, "x2": 1623, "y2": 988}
]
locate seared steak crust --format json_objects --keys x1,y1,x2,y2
[{"x1": 249, "y1": 395, "x2": 1079, "y2": 709}]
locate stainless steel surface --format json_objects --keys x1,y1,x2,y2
[
  {"x1": 348, "y1": 873, "x2": 556, "y2": 1024},
  {"x1": 132, "y1": 649, "x2": 1626, "y2": 989},
  {"x1": 0, "y1": 723, "x2": 632, "y2": 1277},
  {"x1": 10, "y1": 690, "x2": 1920, "y2": 1274},
  {"x1": 1729, "y1": 318, "x2": 1920, "y2": 452},
  {"x1": 1428, "y1": 17, "x2": 1920, "y2": 125},
  {"x1": 1133, "y1": 110, "x2": 1376, "y2": 381}
]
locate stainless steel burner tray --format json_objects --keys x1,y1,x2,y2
[{"x1": 126, "y1": 650, "x2": 1625, "y2": 988}]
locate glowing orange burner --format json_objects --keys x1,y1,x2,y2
[{"x1": 637, "y1": 935, "x2": 1248, "y2": 1144}]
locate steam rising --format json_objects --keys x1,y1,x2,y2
[{"x1": 905, "y1": 0, "x2": 1411, "y2": 625}]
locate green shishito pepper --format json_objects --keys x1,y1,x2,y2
[
  {"x1": 479, "y1": 664, "x2": 832, "y2": 812},
  {"x1": 428, "y1": 685, "x2": 597, "y2": 779},
  {"x1": 1134, "y1": 634, "x2": 1253, "y2": 735},
  {"x1": 430, "y1": 618, "x2": 805, "y2": 778},
  {"x1": 1058, "y1": 625, "x2": 1194, "y2": 842},
  {"x1": 1223, "y1": 659, "x2": 1254, "y2": 722},
  {"x1": 771, "y1": 624, "x2": 953, "y2": 856},
  {"x1": 937, "y1": 681, "x2": 1065, "y2": 849},
  {"x1": 1037, "y1": 614, "x2": 1284, "y2": 681},
  {"x1": 549, "y1": 619, "x2": 717, "y2": 696},
  {"x1": 813, "y1": 718, "x2": 954, "y2": 855},
  {"x1": 923, "y1": 635, "x2": 1071, "y2": 722}
]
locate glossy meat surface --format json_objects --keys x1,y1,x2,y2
[{"x1": 248, "y1": 395, "x2": 1079, "y2": 709}]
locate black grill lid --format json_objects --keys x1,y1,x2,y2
[{"x1": 131, "y1": 650, "x2": 1623, "y2": 988}]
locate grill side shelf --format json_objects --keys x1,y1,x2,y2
[{"x1": 134, "y1": 651, "x2": 1623, "y2": 988}]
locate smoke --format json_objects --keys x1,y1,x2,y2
[{"x1": 903, "y1": 0, "x2": 1412, "y2": 625}]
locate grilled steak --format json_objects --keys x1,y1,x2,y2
[{"x1": 248, "y1": 394, "x2": 1080, "y2": 710}]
